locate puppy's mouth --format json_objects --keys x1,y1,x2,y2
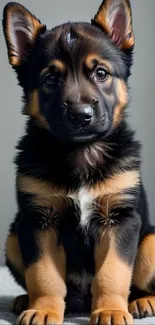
[
  {"x1": 60, "y1": 125, "x2": 100, "y2": 143},
  {"x1": 69, "y1": 132, "x2": 98, "y2": 143}
]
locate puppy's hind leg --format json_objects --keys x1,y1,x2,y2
[
  {"x1": 6, "y1": 231, "x2": 29, "y2": 314},
  {"x1": 129, "y1": 229, "x2": 155, "y2": 319}
]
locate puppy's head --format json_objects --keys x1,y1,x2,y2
[{"x1": 3, "y1": 0, "x2": 134, "y2": 144}]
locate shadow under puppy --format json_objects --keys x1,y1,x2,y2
[{"x1": 2, "y1": 0, "x2": 155, "y2": 324}]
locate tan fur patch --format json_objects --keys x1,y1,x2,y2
[
  {"x1": 26, "y1": 90, "x2": 39, "y2": 116},
  {"x1": 90, "y1": 170, "x2": 140, "y2": 198},
  {"x1": 133, "y1": 234, "x2": 155, "y2": 292},
  {"x1": 91, "y1": 231, "x2": 132, "y2": 311},
  {"x1": 113, "y1": 79, "x2": 128, "y2": 127},
  {"x1": 41, "y1": 61, "x2": 66, "y2": 82},
  {"x1": 85, "y1": 54, "x2": 112, "y2": 72},
  {"x1": 49, "y1": 59, "x2": 66, "y2": 73},
  {"x1": 25, "y1": 90, "x2": 48, "y2": 128},
  {"x1": 17, "y1": 174, "x2": 71, "y2": 212},
  {"x1": 25, "y1": 229, "x2": 66, "y2": 321},
  {"x1": 17, "y1": 174, "x2": 68, "y2": 197},
  {"x1": 6, "y1": 234, "x2": 24, "y2": 276}
]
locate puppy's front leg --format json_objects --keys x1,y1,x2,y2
[
  {"x1": 17, "y1": 209, "x2": 66, "y2": 325},
  {"x1": 90, "y1": 211, "x2": 141, "y2": 325}
]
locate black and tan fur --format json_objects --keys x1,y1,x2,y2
[{"x1": 2, "y1": 1, "x2": 155, "y2": 324}]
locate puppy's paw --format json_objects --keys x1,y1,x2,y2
[
  {"x1": 17, "y1": 309, "x2": 62, "y2": 325},
  {"x1": 90, "y1": 309, "x2": 133, "y2": 325},
  {"x1": 129, "y1": 296, "x2": 155, "y2": 319}
]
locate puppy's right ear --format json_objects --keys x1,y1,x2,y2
[
  {"x1": 2, "y1": 2, "x2": 46, "y2": 66},
  {"x1": 92, "y1": 0, "x2": 134, "y2": 51}
]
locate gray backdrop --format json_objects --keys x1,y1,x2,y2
[{"x1": 0, "y1": 0, "x2": 155, "y2": 264}]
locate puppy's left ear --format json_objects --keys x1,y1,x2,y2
[
  {"x1": 92, "y1": 0, "x2": 134, "y2": 50},
  {"x1": 2, "y1": 2, "x2": 46, "y2": 67}
]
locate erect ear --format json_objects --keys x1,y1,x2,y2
[
  {"x1": 92, "y1": 0, "x2": 134, "y2": 50},
  {"x1": 2, "y1": 2, "x2": 46, "y2": 66}
]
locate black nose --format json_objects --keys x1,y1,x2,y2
[{"x1": 68, "y1": 106, "x2": 93, "y2": 126}]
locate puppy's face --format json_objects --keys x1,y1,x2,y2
[{"x1": 3, "y1": 0, "x2": 134, "y2": 144}]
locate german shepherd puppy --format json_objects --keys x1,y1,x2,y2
[{"x1": 2, "y1": 0, "x2": 155, "y2": 324}]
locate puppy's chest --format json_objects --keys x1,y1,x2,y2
[
  {"x1": 18, "y1": 169, "x2": 139, "y2": 226},
  {"x1": 69, "y1": 188, "x2": 95, "y2": 228},
  {"x1": 68, "y1": 187, "x2": 119, "y2": 229}
]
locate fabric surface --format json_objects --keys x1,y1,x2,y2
[{"x1": 0, "y1": 266, "x2": 155, "y2": 325}]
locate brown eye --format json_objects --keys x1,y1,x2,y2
[
  {"x1": 44, "y1": 71, "x2": 62, "y2": 87},
  {"x1": 95, "y1": 67, "x2": 108, "y2": 81}
]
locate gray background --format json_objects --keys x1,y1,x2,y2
[{"x1": 0, "y1": 0, "x2": 155, "y2": 264}]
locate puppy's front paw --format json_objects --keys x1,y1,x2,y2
[
  {"x1": 90, "y1": 309, "x2": 133, "y2": 325},
  {"x1": 17, "y1": 309, "x2": 62, "y2": 325},
  {"x1": 129, "y1": 296, "x2": 155, "y2": 319}
]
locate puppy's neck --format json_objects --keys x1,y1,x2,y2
[{"x1": 67, "y1": 142, "x2": 111, "y2": 171}]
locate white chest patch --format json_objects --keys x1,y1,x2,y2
[{"x1": 69, "y1": 188, "x2": 94, "y2": 228}]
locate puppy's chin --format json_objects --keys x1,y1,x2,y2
[
  {"x1": 50, "y1": 125, "x2": 110, "y2": 145},
  {"x1": 52, "y1": 130, "x2": 100, "y2": 145},
  {"x1": 51, "y1": 128, "x2": 113, "y2": 146}
]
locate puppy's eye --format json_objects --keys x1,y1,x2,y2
[
  {"x1": 94, "y1": 67, "x2": 108, "y2": 81},
  {"x1": 43, "y1": 72, "x2": 61, "y2": 87}
]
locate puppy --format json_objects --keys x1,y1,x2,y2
[{"x1": 2, "y1": 1, "x2": 155, "y2": 324}]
